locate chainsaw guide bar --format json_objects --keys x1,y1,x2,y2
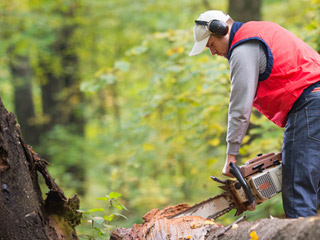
[{"x1": 171, "y1": 192, "x2": 235, "y2": 220}]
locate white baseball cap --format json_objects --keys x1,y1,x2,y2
[{"x1": 189, "y1": 10, "x2": 230, "y2": 56}]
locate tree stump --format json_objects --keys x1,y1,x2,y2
[{"x1": 0, "y1": 97, "x2": 81, "y2": 240}]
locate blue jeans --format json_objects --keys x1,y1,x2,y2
[{"x1": 282, "y1": 90, "x2": 320, "y2": 218}]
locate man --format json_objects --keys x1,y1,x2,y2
[{"x1": 189, "y1": 10, "x2": 320, "y2": 218}]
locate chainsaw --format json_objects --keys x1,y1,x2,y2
[{"x1": 172, "y1": 153, "x2": 282, "y2": 220}]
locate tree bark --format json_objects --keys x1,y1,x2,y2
[
  {"x1": 0, "y1": 97, "x2": 81, "y2": 239},
  {"x1": 111, "y1": 204, "x2": 320, "y2": 240},
  {"x1": 228, "y1": 0, "x2": 261, "y2": 22}
]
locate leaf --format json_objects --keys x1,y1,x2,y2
[
  {"x1": 113, "y1": 212, "x2": 128, "y2": 219},
  {"x1": 88, "y1": 208, "x2": 105, "y2": 213},
  {"x1": 108, "y1": 192, "x2": 122, "y2": 199},
  {"x1": 99, "y1": 74, "x2": 116, "y2": 85},
  {"x1": 249, "y1": 231, "x2": 259, "y2": 240},
  {"x1": 126, "y1": 45, "x2": 148, "y2": 56},
  {"x1": 143, "y1": 143, "x2": 155, "y2": 151},
  {"x1": 80, "y1": 80, "x2": 100, "y2": 93},
  {"x1": 103, "y1": 224, "x2": 116, "y2": 231},
  {"x1": 114, "y1": 60, "x2": 130, "y2": 72},
  {"x1": 167, "y1": 46, "x2": 185, "y2": 56},
  {"x1": 79, "y1": 81, "x2": 91, "y2": 92},
  {"x1": 96, "y1": 197, "x2": 109, "y2": 202},
  {"x1": 92, "y1": 216, "x2": 104, "y2": 225},
  {"x1": 110, "y1": 198, "x2": 128, "y2": 211},
  {"x1": 104, "y1": 214, "x2": 114, "y2": 222},
  {"x1": 208, "y1": 138, "x2": 220, "y2": 147},
  {"x1": 232, "y1": 223, "x2": 238, "y2": 229},
  {"x1": 111, "y1": 200, "x2": 123, "y2": 210},
  {"x1": 95, "y1": 227, "x2": 107, "y2": 235},
  {"x1": 77, "y1": 209, "x2": 91, "y2": 214}
]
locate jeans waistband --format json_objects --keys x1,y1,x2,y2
[{"x1": 289, "y1": 81, "x2": 320, "y2": 114}]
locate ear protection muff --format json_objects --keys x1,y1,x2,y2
[{"x1": 195, "y1": 19, "x2": 229, "y2": 37}]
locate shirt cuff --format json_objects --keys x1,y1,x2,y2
[{"x1": 226, "y1": 142, "x2": 240, "y2": 155}]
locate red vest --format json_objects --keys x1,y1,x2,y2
[{"x1": 229, "y1": 21, "x2": 320, "y2": 127}]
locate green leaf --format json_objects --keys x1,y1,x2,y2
[
  {"x1": 111, "y1": 201, "x2": 122, "y2": 210},
  {"x1": 114, "y1": 61, "x2": 130, "y2": 72},
  {"x1": 104, "y1": 224, "x2": 116, "y2": 231},
  {"x1": 113, "y1": 212, "x2": 128, "y2": 219},
  {"x1": 88, "y1": 208, "x2": 105, "y2": 213},
  {"x1": 104, "y1": 214, "x2": 114, "y2": 222},
  {"x1": 96, "y1": 197, "x2": 109, "y2": 202},
  {"x1": 96, "y1": 227, "x2": 107, "y2": 235},
  {"x1": 94, "y1": 227, "x2": 107, "y2": 236},
  {"x1": 99, "y1": 74, "x2": 116, "y2": 85},
  {"x1": 108, "y1": 192, "x2": 122, "y2": 199},
  {"x1": 80, "y1": 80, "x2": 101, "y2": 93},
  {"x1": 77, "y1": 209, "x2": 90, "y2": 214},
  {"x1": 111, "y1": 199, "x2": 127, "y2": 210},
  {"x1": 92, "y1": 216, "x2": 104, "y2": 225},
  {"x1": 125, "y1": 45, "x2": 148, "y2": 56}
]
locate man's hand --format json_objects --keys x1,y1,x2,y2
[{"x1": 222, "y1": 154, "x2": 237, "y2": 178}]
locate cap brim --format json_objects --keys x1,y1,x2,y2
[{"x1": 189, "y1": 35, "x2": 210, "y2": 56}]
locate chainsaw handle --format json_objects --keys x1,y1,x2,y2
[{"x1": 229, "y1": 162, "x2": 256, "y2": 210}]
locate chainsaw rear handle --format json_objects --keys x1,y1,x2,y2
[{"x1": 229, "y1": 162, "x2": 256, "y2": 211}]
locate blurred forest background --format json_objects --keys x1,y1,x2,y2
[{"x1": 1, "y1": 0, "x2": 320, "y2": 237}]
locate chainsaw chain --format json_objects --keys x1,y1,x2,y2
[{"x1": 211, "y1": 205, "x2": 235, "y2": 220}]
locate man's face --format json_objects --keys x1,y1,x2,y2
[{"x1": 206, "y1": 35, "x2": 229, "y2": 58}]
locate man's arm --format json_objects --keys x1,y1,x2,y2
[{"x1": 223, "y1": 40, "x2": 266, "y2": 177}]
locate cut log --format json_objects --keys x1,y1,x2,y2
[
  {"x1": 216, "y1": 215, "x2": 320, "y2": 240},
  {"x1": 111, "y1": 204, "x2": 224, "y2": 240},
  {"x1": 0, "y1": 97, "x2": 82, "y2": 240},
  {"x1": 111, "y1": 204, "x2": 320, "y2": 240}
]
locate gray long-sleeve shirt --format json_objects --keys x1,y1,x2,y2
[{"x1": 226, "y1": 40, "x2": 267, "y2": 155}]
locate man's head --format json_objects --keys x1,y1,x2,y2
[{"x1": 189, "y1": 10, "x2": 233, "y2": 58}]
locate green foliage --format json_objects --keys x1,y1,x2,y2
[
  {"x1": 38, "y1": 125, "x2": 91, "y2": 196},
  {"x1": 78, "y1": 192, "x2": 127, "y2": 239},
  {"x1": 304, "y1": 0, "x2": 320, "y2": 50}
]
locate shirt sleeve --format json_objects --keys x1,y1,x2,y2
[{"x1": 226, "y1": 40, "x2": 266, "y2": 155}]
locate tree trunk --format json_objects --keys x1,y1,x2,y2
[
  {"x1": 0, "y1": 97, "x2": 81, "y2": 239},
  {"x1": 40, "y1": 3, "x2": 85, "y2": 135},
  {"x1": 9, "y1": 54, "x2": 39, "y2": 146},
  {"x1": 228, "y1": 0, "x2": 261, "y2": 22},
  {"x1": 111, "y1": 203, "x2": 320, "y2": 240},
  {"x1": 40, "y1": 61, "x2": 61, "y2": 130}
]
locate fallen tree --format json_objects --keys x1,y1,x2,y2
[
  {"x1": 111, "y1": 204, "x2": 320, "y2": 240},
  {"x1": 0, "y1": 97, "x2": 82, "y2": 239}
]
